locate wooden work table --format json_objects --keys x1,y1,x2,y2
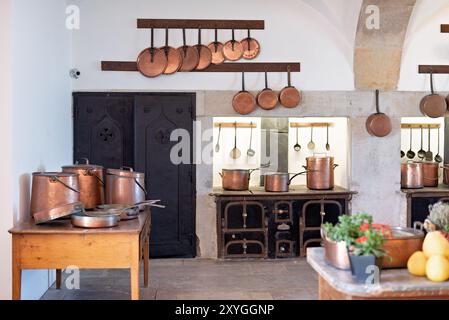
[
  {"x1": 9, "y1": 210, "x2": 151, "y2": 300},
  {"x1": 307, "y1": 248, "x2": 449, "y2": 300}
]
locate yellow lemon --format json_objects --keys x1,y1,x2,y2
[
  {"x1": 426, "y1": 255, "x2": 449, "y2": 282},
  {"x1": 423, "y1": 231, "x2": 449, "y2": 258},
  {"x1": 407, "y1": 251, "x2": 427, "y2": 277}
]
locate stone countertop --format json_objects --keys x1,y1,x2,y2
[
  {"x1": 210, "y1": 186, "x2": 356, "y2": 197},
  {"x1": 307, "y1": 248, "x2": 449, "y2": 298},
  {"x1": 401, "y1": 185, "x2": 449, "y2": 195}
]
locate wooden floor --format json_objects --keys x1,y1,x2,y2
[{"x1": 40, "y1": 258, "x2": 318, "y2": 300}]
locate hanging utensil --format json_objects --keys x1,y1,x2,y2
[
  {"x1": 215, "y1": 124, "x2": 222, "y2": 153},
  {"x1": 247, "y1": 122, "x2": 256, "y2": 157},
  {"x1": 365, "y1": 90, "x2": 392, "y2": 137},
  {"x1": 435, "y1": 127, "x2": 443, "y2": 163},
  {"x1": 401, "y1": 150, "x2": 405, "y2": 158},
  {"x1": 137, "y1": 28, "x2": 167, "y2": 78},
  {"x1": 294, "y1": 127, "x2": 301, "y2": 152},
  {"x1": 162, "y1": 28, "x2": 183, "y2": 75},
  {"x1": 279, "y1": 66, "x2": 301, "y2": 108},
  {"x1": 417, "y1": 127, "x2": 426, "y2": 160},
  {"x1": 425, "y1": 125, "x2": 433, "y2": 161},
  {"x1": 241, "y1": 29, "x2": 260, "y2": 60},
  {"x1": 307, "y1": 126, "x2": 315, "y2": 150},
  {"x1": 207, "y1": 29, "x2": 225, "y2": 65},
  {"x1": 420, "y1": 70, "x2": 447, "y2": 118},
  {"x1": 232, "y1": 71, "x2": 255, "y2": 115},
  {"x1": 325, "y1": 124, "x2": 330, "y2": 151},
  {"x1": 256, "y1": 71, "x2": 278, "y2": 110},
  {"x1": 194, "y1": 28, "x2": 212, "y2": 70},
  {"x1": 230, "y1": 122, "x2": 241, "y2": 159},
  {"x1": 177, "y1": 28, "x2": 200, "y2": 72},
  {"x1": 406, "y1": 128, "x2": 416, "y2": 159},
  {"x1": 223, "y1": 29, "x2": 243, "y2": 61}
]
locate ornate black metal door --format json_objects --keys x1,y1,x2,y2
[
  {"x1": 134, "y1": 94, "x2": 196, "y2": 258},
  {"x1": 73, "y1": 93, "x2": 134, "y2": 169}
]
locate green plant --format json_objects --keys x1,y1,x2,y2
[
  {"x1": 323, "y1": 213, "x2": 373, "y2": 246},
  {"x1": 352, "y1": 228, "x2": 388, "y2": 258}
]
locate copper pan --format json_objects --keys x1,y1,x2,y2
[
  {"x1": 33, "y1": 202, "x2": 84, "y2": 225},
  {"x1": 366, "y1": 90, "x2": 392, "y2": 137},
  {"x1": 241, "y1": 29, "x2": 260, "y2": 60},
  {"x1": 279, "y1": 67, "x2": 301, "y2": 108},
  {"x1": 137, "y1": 28, "x2": 167, "y2": 78},
  {"x1": 162, "y1": 28, "x2": 183, "y2": 75},
  {"x1": 256, "y1": 71, "x2": 278, "y2": 110},
  {"x1": 420, "y1": 71, "x2": 447, "y2": 118},
  {"x1": 232, "y1": 71, "x2": 255, "y2": 115},
  {"x1": 177, "y1": 29, "x2": 200, "y2": 72},
  {"x1": 194, "y1": 28, "x2": 212, "y2": 70},
  {"x1": 207, "y1": 29, "x2": 225, "y2": 65},
  {"x1": 223, "y1": 29, "x2": 243, "y2": 61}
]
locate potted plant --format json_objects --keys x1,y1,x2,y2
[{"x1": 348, "y1": 225, "x2": 388, "y2": 284}]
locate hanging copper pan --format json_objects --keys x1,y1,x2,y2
[
  {"x1": 177, "y1": 29, "x2": 200, "y2": 72},
  {"x1": 194, "y1": 28, "x2": 212, "y2": 70},
  {"x1": 223, "y1": 29, "x2": 243, "y2": 61},
  {"x1": 137, "y1": 28, "x2": 167, "y2": 78},
  {"x1": 420, "y1": 71, "x2": 447, "y2": 118},
  {"x1": 162, "y1": 28, "x2": 182, "y2": 75},
  {"x1": 233, "y1": 72, "x2": 255, "y2": 115},
  {"x1": 207, "y1": 29, "x2": 225, "y2": 65},
  {"x1": 366, "y1": 90, "x2": 392, "y2": 137},
  {"x1": 279, "y1": 67, "x2": 301, "y2": 108},
  {"x1": 241, "y1": 29, "x2": 260, "y2": 60},
  {"x1": 256, "y1": 71, "x2": 278, "y2": 110}
]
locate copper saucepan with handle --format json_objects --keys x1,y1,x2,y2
[
  {"x1": 194, "y1": 28, "x2": 212, "y2": 70},
  {"x1": 366, "y1": 89, "x2": 392, "y2": 137},
  {"x1": 223, "y1": 29, "x2": 243, "y2": 61},
  {"x1": 177, "y1": 28, "x2": 200, "y2": 72},
  {"x1": 420, "y1": 70, "x2": 447, "y2": 118},
  {"x1": 279, "y1": 66, "x2": 301, "y2": 108},
  {"x1": 256, "y1": 71, "x2": 278, "y2": 110},
  {"x1": 241, "y1": 29, "x2": 260, "y2": 60},
  {"x1": 162, "y1": 27, "x2": 183, "y2": 75},
  {"x1": 232, "y1": 71, "x2": 256, "y2": 115},
  {"x1": 264, "y1": 171, "x2": 307, "y2": 192},
  {"x1": 207, "y1": 29, "x2": 225, "y2": 65},
  {"x1": 137, "y1": 28, "x2": 167, "y2": 78}
]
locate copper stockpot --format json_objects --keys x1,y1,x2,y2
[
  {"x1": 220, "y1": 169, "x2": 258, "y2": 191},
  {"x1": 401, "y1": 161, "x2": 423, "y2": 189},
  {"x1": 264, "y1": 172, "x2": 305, "y2": 192},
  {"x1": 443, "y1": 165, "x2": 449, "y2": 186},
  {"x1": 62, "y1": 159, "x2": 104, "y2": 209},
  {"x1": 30, "y1": 172, "x2": 80, "y2": 215},
  {"x1": 304, "y1": 156, "x2": 338, "y2": 190},
  {"x1": 422, "y1": 161, "x2": 439, "y2": 187},
  {"x1": 105, "y1": 167, "x2": 147, "y2": 205}
]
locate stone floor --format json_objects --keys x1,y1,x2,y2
[{"x1": 40, "y1": 258, "x2": 318, "y2": 300}]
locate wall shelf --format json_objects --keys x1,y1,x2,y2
[
  {"x1": 290, "y1": 122, "x2": 334, "y2": 128},
  {"x1": 101, "y1": 61, "x2": 301, "y2": 73},
  {"x1": 214, "y1": 122, "x2": 257, "y2": 129},
  {"x1": 401, "y1": 123, "x2": 441, "y2": 129},
  {"x1": 418, "y1": 65, "x2": 449, "y2": 74},
  {"x1": 137, "y1": 19, "x2": 265, "y2": 30}
]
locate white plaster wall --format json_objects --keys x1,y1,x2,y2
[
  {"x1": 0, "y1": 0, "x2": 73, "y2": 300},
  {"x1": 71, "y1": 0, "x2": 361, "y2": 91}
]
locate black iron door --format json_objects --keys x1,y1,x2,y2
[
  {"x1": 73, "y1": 93, "x2": 134, "y2": 169},
  {"x1": 134, "y1": 94, "x2": 196, "y2": 258}
]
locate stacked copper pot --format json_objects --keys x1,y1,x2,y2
[
  {"x1": 303, "y1": 155, "x2": 338, "y2": 190},
  {"x1": 401, "y1": 161, "x2": 441, "y2": 189}
]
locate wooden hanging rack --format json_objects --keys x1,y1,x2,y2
[
  {"x1": 137, "y1": 19, "x2": 265, "y2": 30},
  {"x1": 418, "y1": 65, "x2": 449, "y2": 74},
  {"x1": 290, "y1": 122, "x2": 334, "y2": 128},
  {"x1": 401, "y1": 123, "x2": 441, "y2": 129},
  {"x1": 214, "y1": 122, "x2": 257, "y2": 128},
  {"x1": 101, "y1": 61, "x2": 301, "y2": 73}
]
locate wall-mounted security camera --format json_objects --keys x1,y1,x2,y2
[{"x1": 69, "y1": 68, "x2": 81, "y2": 79}]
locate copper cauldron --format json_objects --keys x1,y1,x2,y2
[
  {"x1": 62, "y1": 158, "x2": 104, "y2": 209},
  {"x1": 219, "y1": 169, "x2": 257, "y2": 191},
  {"x1": 304, "y1": 156, "x2": 338, "y2": 190},
  {"x1": 421, "y1": 161, "x2": 439, "y2": 188},
  {"x1": 401, "y1": 161, "x2": 423, "y2": 189},
  {"x1": 106, "y1": 167, "x2": 147, "y2": 205},
  {"x1": 30, "y1": 172, "x2": 80, "y2": 215}
]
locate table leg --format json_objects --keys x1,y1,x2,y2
[
  {"x1": 130, "y1": 237, "x2": 140, "y2": 300},
  {"x1": 56, "y1": 269, "x2": 62, "y2": 289},
  {"x1": 12, "y1": 264, "x2": 21, "y2": 300},
  {"x1": 144, "y1": 239, "x2": 149, "y2": 288}
]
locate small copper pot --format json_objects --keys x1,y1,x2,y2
[
  {"x1": 30, "y1": 172, "x2": 80, "y2": 215},
  {"x1": 421, "y1": 161, "x2": 439, "y2": 187},
  {"x1": 304, "y1": 156, "x2": 338, "y2": 190},
  {"x1": 401, "y1": 161, "x2": 423, "y2": 189},
  {"x1": 62, "y1": 159, "x2": 104, "y2": 209},
  {"x1": 106, "y1": 167, "x2": 146, "y2": 205},
  {"x1": 264, "y1": 172, "x2": 305, "y2": 192},
  {"x1": 219, "y1": 169, "x2": 259, "y2": 191}
]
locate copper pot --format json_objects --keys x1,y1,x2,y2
[
  {"x1": 304, "y1": 156, "x2": 338, "y2": 190},
  {"x1": 422, "y1": 161, "x2": 439, "y2": 187},
  {"x1": 323, "y1": 237, "x2": 350, "y2": 270},
  {"x1": 366, "y1": 90, "x2": 392, "y2": 138},
  {"x1": 401, "y1": 161, "x2": 423, "y2": 189},
  {"x1": 382, "y1": 227, "x2": 424, "y2": 268},
  {"x1": 30, "y1": 172, "x2": 80, "y2": 215},
  {"x1": 443, "y1": 164, "x2": 449, "y2": 186},
  {"x1": 62, "y1": 158, "x2": 104, "y2": 209},
  {"x1": 220, "y1": 169, "x2": 258, "y2": 191},
  {"x1": 264, "y1": 172, "x2": 305, "y2": 192},
  {"x1": 105, "y1": 167, "x2": 147, "y2": 205}
]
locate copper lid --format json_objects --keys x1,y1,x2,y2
[
  {"x1": 62, "y1": 159, "x2": 103, "y2": 171},
  {"x1": 32, "y1": 172, "x2": 79, "y2": 177},
  {"x1": 107, "y1": 167, "x2": 145, "y2": 178}
]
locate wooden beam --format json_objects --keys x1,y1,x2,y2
[
  {"x1": 137, "y1": 19, "x2": 265, "y2": 30},
  {"x1": 418, "y1": 65, "x2": 449, "y2": 74},
  {"x1": 441, "y1": 24, "x2": 449, "y2": 33},
  {"x1": 290, "y1": 122, "x2": 334, "y2": 128},
  {"x1": 214, "y1": 122, "x2": 257, "y2": 129},
  {"x1": 101, "y1": 61, "x2": 301, "y2": 73},
  {"x1": 401, "y1": 123, "x2": 441, "y2": 129}
]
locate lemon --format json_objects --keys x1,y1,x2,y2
[
  {"x1": 423, "y1": 231, "x2": 449, "y2": 258},
  {"x1": 426, "y1": 255, "x2": 449, "y2": 282},
  {"x1": 407, "y1": 251, "x2": 427, "y2": 277}
]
